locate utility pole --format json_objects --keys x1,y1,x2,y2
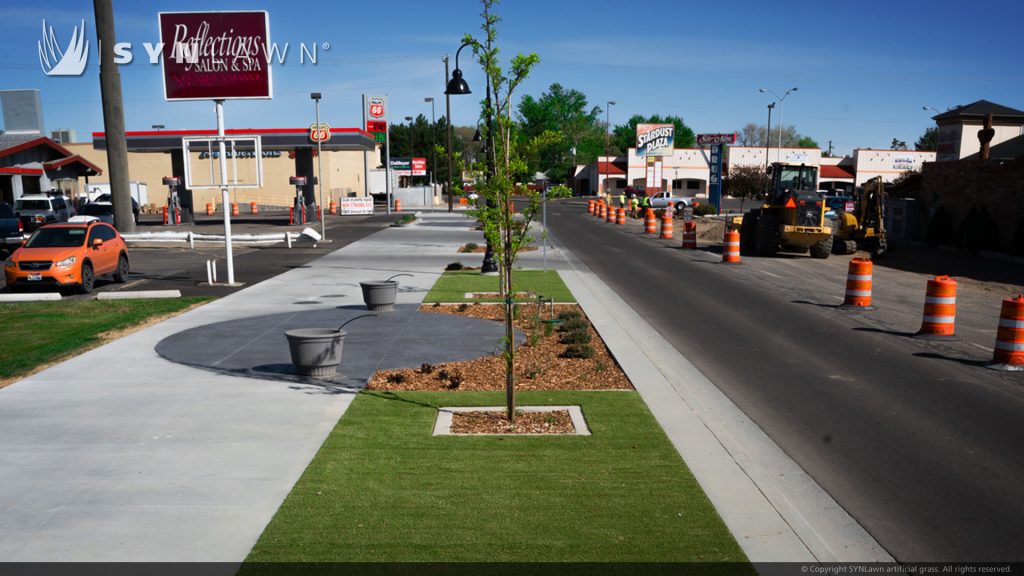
[
  {"x1": 827, "y1": 140, "x2": 833, "y2": 157},
  {"x1": 94, "y1": 0, "x2": 134, "y2": 233},
  {"x1": 444, "y1": 56, "x2": 454, "y2": 213}
]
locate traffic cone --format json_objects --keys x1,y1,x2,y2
[
  {"x1": 162, "y1": 206, "x2": 168, "y2": 225},
  {"x1": 682, "y1": 221, "x2": 697, "y2": 249},
  {"x1": 644, "y1": 210, "x2": 658, "y2": 234},
  {"x1": 616, "y1": 207, "x2": 626, "y2": 225},
  {"x1": 915, "y1": 276, "x2": 957, "y2": 340},
  {"x1": 721, "y1": 230, "x2": 741, "y2": 263},
  {"x1": 588, "y1": 199, "x2": 595, "y2": 214},
  {"x1": 395, "y1": 199, "x2": 402, "y2": 212},
  {"x1": 206, "y1": 203, "x2": 214, "y2": 215},
  {"x1": 659, "y1": 214, "x2": 674, "y2": 239},
  {"x1": 250, "y1": 201, "x2": 258, "y2": 215},
  {"x1": 231, "y1": 202, "x2": 239, "y2": 216},
  {"x1": 329, "y1": 200, "x2": 337, "y2": 215},
  {"x1": 842, "y1": 258, "x2": 874, "y2": 309},
  {"x1": 988, "y1": 295, "x2": 1024, "y2": 371},
  {"x1": 607, "y1": 204, "x2": 617, "y2": 223},
  {"x1": 599, "y1": 202, "x2": 607, "y2": 220}
]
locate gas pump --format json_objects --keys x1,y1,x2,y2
[
  {"x1": 163, "y1": 176, "x2": 181, "y2": 225},
  {"x1": 289, "y1": 176, "x2": 307, "y2": 225}
]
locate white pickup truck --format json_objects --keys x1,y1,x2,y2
[{"x1": 647, "y1": 191, "x2": 697, "y2": 212}]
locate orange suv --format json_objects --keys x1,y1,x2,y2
[{"x1": 3, "y1": 221, "x2": 129, "y2": 294}]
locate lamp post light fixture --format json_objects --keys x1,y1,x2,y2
[
  {"x1": 759, "y1": 86, "x2": 798, "y2": 162},
  {"x1": 151, "y1": 124, "x2": 165, "y2": 131},
  {"x1": 311, "y1": 92, "x2": 326, "y2": 240},
  {"x1": 444, "y1": 41, "x2": 473, "y2": 213},
  {"x1": 404, "y1": 115, "x2": 414, "y2": 187},
  {"x1": 604, "y1": 100, "x2": 616, "y2": 198},
  {"x1": 922, "y1": 105, "x2": 940, "y2": 115},
  {"x1": 425, "y1": 97, "x2": 436, "y2": 193}
]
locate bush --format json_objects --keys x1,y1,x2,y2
[
  {"x1": 557, "y1": 317, "x2": 588, "y2": 333},
  {"x1": 561, "y1": 344, "x2": 595, "y2": 359},
  {"x1": 463, "y1": 242, "x2": 479, "y2": 252},
  {"x1": 445, "y1": 262, "x2": 464, "y2": 271},
  {"x1": 557, "y1": 310, "x2": 581, "y2": 321},
  {"x1": 694, "y1": 204, "x2": 718, "y2": 216},
  {"x1": 925, "y1": 206, "x2": 954, "y2": 249},
  {"x1": 559, "y1": 329, "x2": 592, "y2": 345}
]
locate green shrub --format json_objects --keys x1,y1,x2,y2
[
  {"x1": 561, "y1": 344, "x2": 595, "y2": 359},
  {"x1": 559, "y1": 329, "x2": 592, "y2": 345},
  {"x1": 557, "y1": 317, "x2": 587, "y2": 333},
  {"x1": 694, "y1": 204, "x2": 718, "y2": 216},
  {"x1": 445, "y1": 262, "x2": 464, "y2": 271},
  {"x1": 557, "y1": 310, "x2": 581, "y2": 321},
  {"x1": 463, "y1": 242, "x2": 479, "y2": 251}
]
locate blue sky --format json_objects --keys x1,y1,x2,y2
[{"x1": 2, "y1": 0, "x2": 1022, "y2": 156}]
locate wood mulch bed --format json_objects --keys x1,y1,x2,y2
[
  {"x1": 367, "y1": 303, "x2": 633, "y2": 392},
  {"x1": 450, "y1": 410, "x2": 575, "y2": 434}
]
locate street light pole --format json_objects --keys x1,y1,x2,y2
[
  {"x1": 445, "y1": 41, "x2": 474, "y2": 213},
  {"x1": 425, "y1": 97, "x2": 436, "y2": 194},
  {"x1": 311, "y1": 92, "x2": 325, "y2": 240},
  {"x1": 765, "y1": 102, "x2": 775, "y2": 175},
  {"x1": 405, "y1": 116, "x2": 414, "y2": 188},
  {"x1": 759, "y1": 87, "x2": 798, "y2": 163},
  {"x1": 604, "y1": 100, "x2": 616, "y2": 198}
]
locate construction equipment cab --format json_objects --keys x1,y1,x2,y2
[{"x1": 739, "y1": 163, "x2": 833, "y2": 258}]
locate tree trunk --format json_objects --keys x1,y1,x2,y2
[{"x1": 504, "y1": 214, "x2": 515, "y2": 422}]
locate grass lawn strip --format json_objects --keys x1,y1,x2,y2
[
  {"x1": 424, "y1": 269, "x2": 575, "y2": 303},
  {"x1": 246, "y1": 390, "x2": 747, "y2": 563},
  {"x1": 0, "y1": 298, "x2": 210, "y2": 387}
]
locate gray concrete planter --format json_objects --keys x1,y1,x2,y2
[
  {"x1": 360, "y1": 281, "x2": 398, "y2": 312},
  {"x1": 360, "y1": 274, "x2": 412, "y2": 312},
  {"x1": 284, "y1": 328, "x2": 347, "y2": 377}
]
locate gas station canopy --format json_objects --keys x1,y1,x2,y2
[{"x1": 92, "y1": 127, "x2": 376, "y2": 153}]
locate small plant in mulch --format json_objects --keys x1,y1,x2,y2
[
  {"x1": 457, "y1": 303, "x2": 469, "y2": 313},
  {"x1": 595, "y1": 360, "x2": 607, "y2": 373},
  {"x1": 447, "y1": 371, "x2": 464, "y2": 390},
  {"x1": 436, "y1": 369, "x2": 450, "y2": 382},
  {"x1": 419, "y1": 363, "x2": 435, "y2": 374},
  {"x1": 445, "y1": 262, "x2": 464, "y2": 271},
  {"x1": 561, "y1": 343, "x2": 595, "y2": 359},
  {"x1": 542, "y1": 322, "x2": 555, "y2": 337},
  {"x1": 557, "y1": 310, "x2": 581, "y2": 321},
  {"x1": 386, "y1": 373, "x2": 407, "y2": 384},
  {"x1": 527, "y1": 331, "x2": 542, "y2": 347},
  {"x1": 460, "y1": 242, "x2": 479, "y2": 253},
  {"x1": 558, "y1": 317, "x2": 587, "y2": 333},
  {"x1": 559, "y1": 329, "x2": 592, "y2": 345}
]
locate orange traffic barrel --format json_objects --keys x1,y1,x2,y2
[
  {"x1": 395, "y1": 199, "x2": 402, "y2": 212},
  {"x1": 616, "y1": 207, "x2": 626, "y2": 225},
  {"x1": 231, "y1": 202, "x2": 239, "y2": 216},
  {"x1": 250, "y1": 201, "x2": 258, "y2": 215},
  {"x1": 329, "y1": 200, "x2": 337, "y2": 215},
  {"x1": 659, "y1": 214, "x2": 674, "y2": 239},
  {"x1": 682, "y1": 221, "x2": 697, "y2": 249},
  {"x1": 842, "y1": 258, "x2": 874, "y2": 309},
  {"x1": 162, "y1": 206, "x2": 168, "y2": 225},
  {"x1": 644, "y1": 210, "x2": 658, "y2": 234},
  {"x1": 598, "y1": 202, "x2": 607, "y2": 220},
  {"x1": 721, "y1": 230, "x2": 741, "y2": 263},
  {"x1": 588, "y1": 199, "x2": 595, "y2": 214},
  {"x1": 915, "y1": 276, "x2": 957, "y2": 340},
  {"x1": 206, "y1": 202, "x2": 214, "y2": 215},
  {"x1": 606, "y1": 203, "x2": 617, "y2": 223},
  {"x1": 989, "y1": 294, "x2": 1024, "y2": 371}
]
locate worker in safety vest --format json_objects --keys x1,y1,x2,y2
[
  {"x1": 618, "y1": 193, "x2": 626, "y2": 209},
  {"x1": 629, "y1": 194, "x2": 639, "y2": 218},
  {"x1": 640, "y1": 194, "x2": 650, "y2": 210}
]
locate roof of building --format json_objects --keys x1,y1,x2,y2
[
  {"x1": 0, "y1": 135, "x2": 102, "y2": 176},
  {"x1": 820, "y1": 165, "x2": 855, "y2": 179},
  {"x1": 92, "y1": 127, "x2": 376, "y2": 153},
  {"x1": 932, "y1": 100, "x2": 1024, "y2": 123},
  {"x1": 962, "y1": 134, "x2": 1024, "y2": 161},
  {"x1": 596, "y1": 161, "x2": 626, "y2": 176}
]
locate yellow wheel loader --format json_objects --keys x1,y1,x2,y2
[
  {"x1": 831, "y1": 176, "x2": 888, "y2": 258},
  {"x1": 739, "y1": 163, "x2": 833, "y2": 258}
]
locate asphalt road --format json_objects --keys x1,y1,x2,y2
[
  {"x1": 1, "y1": 211, "x2": 398, "y2": 298},
  {"x1": 545, "y1": 198, "x2": 1024, "y2": 561}
]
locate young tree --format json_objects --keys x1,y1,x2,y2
[
  {"x1": 610, "y1": 114, "x2": 696, "y2": 154},
  {"x1": 724, "y1": 165, "x2": 768, "y2": 212},
  {"x1": 466, "y1": 0, "x2": 542, "y2": 422},
  {"x1": 915, "y1": 127, "x2": 938, "y2": 151}
]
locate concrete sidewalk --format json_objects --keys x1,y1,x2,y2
[
  {"x1": 0, "y1": 212, "x2": 487, "y2": 562},
  {"x1": 0, "y1": 209, "x2": 887, "y2": 563}
]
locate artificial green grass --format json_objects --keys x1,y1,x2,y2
[
  {"x1": 424, "y1": 269, "x2": 575, "y2": 303},
  {"x1": 246, "y1": 390, "x2": 747, "y2": 563},
  {"x1": 0, "y1": 297, "x2": 208, "y2": 380}
]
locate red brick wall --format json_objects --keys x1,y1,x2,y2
[{"x1": 920, "y1": 158, "x2": 1024, "y2": 250}]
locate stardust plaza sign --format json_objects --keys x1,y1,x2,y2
[
  {"x1": 636, "y1": 123, "x2": 674, "y2": 157},
  {"x1": 159, "y1": 11, "x2": 273, "y2": 100}
]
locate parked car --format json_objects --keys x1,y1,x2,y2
[
  {"x1": 648, "y1": 191, "x2": 697, "y2": 212},
  {"x1": 72, "y1": 202, "x2": 116, "y2": 226},
  {"x1": 89, "y1": 193, "x2": 140, "y2": 223},
  {"x1": 13, "y1": 194, "x2": 75, "y2": 232},
  {"x1": 3, "y1": 221, "x2": 129, "y2": 294},
  {"x1": 0, "y1": 202, "x2": 24, "y2": 255}
]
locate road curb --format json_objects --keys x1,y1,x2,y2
[
  {"x1": 0, "y1": 293, "x2": 62, "y2": 303},
  {"x1": 97, "y1": 290, "x2": 182, "y2": 300}
]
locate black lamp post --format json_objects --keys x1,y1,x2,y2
[
  {"x1": 445, "y1": 42, "x2": 473, "y2": 213},
  {"x1": 404, "y1": 115, "x2": 414, "y2": 187}
]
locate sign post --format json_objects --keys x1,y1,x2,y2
[
  {"x1": 160, "y1": 10, "x2": 273, "y2": 286},
  {"x1": 364, "y1": 95, "x2": 390, "y2": 214},
  {"x1": 697, "y1": 133, "x2": 737, "y2": 215}
]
